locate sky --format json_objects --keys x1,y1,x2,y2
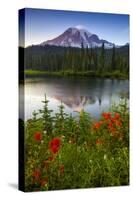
[{"x1": 19, "y1": 8, "x2": 129, "y2": 47}]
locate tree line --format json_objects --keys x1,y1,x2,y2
[{"x1": 24, "y1": 43, "x2": 129, "y2": 74}]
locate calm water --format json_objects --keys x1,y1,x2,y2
[{"x1": 19, "y1": 76, "x2": 129, "y2": 120}]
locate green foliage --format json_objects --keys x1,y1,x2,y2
[
  {"x1": 23, "y1": 44, "x2": 129, "y2": 77},
  {"x1": 54, "y1": 102, "x2": 68, "y2": 136},
  {"x1": 25, "y1": 69, "x2": 128, "y2": 79},
  {"x1": 39, "y1": 94, "x2": 53, "y2": 135},
  {"x1": 111, "y1": 45, "x2": 116, "y2": 71},
  {"x1": 99, "y1": 42, "x2": 105, "y2": 72},
  {"x1": 24, "y1": 97, "x2": 129, "y2": 191}
]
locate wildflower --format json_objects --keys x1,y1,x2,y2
[
  {"x1": 32, "y1": 169, "x2": 41, "y2": 180},
  {"x1": 102, "y1": 112, "x2": 111, "y2": 120},
  {"x1": 115, "y1": 120, "x2": 122, "y2": 127},
  {"x1": 114, "y1": 113, "x2": 121, "y2": 120},
  {"x1": 40, "y1": 180, "x2": 47, "y2": 187},
  {"x1": 61, "y1": 135, "x2": 65, "y2": 139},
  {"x1": 108, "y1": 122, "x2": 116, "y2": 135},
  {"x1": 49, "y1": 138, "x2": 61, "y2": 154},
  {"x1": 34, "y1": 132, "x2": 42, "y2": 141},
  {"x1": 50, "y1": 138, "x2": 61, "y2": 146},
  {"x1": 43, "y1": 130, "x2": 47, "y2": 134},
  {"x1": 51, "y1": 145, "x2": 59, "y2": 154},
  {"x1": 40, "y1": 178, "x2": 48, "y2": 187},
  {"x1": 59, "y1": 164, "x2": 64, "y2": 174},
  {"x1": 96, "y1": 138, "x2": 102, "y2": 146},
  {"x1": 93, "y1": 122, "x2": 100, "y2": 129},
  {"x1": 93, "y1": 121, "x2": 103, "y2": 130},
  {"x1": 108, "y1": 122, "x2": 113, "y2": 128},
  {"x1": 111, "y1": 116, "x2": 122, "y2": 127}
]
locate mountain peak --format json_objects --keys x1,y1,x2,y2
[
  {"x1": 64, "y1": 26, "x2": 92, "y2": 39},
  {"x1": 74, "y1": 25, "x2": 88, "y2": 30},
  {"x1": 40, "y1": 26, "x2": 113, "y2": 48}
]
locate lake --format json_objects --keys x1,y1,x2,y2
[{"x1": 19, "y1": 76, "x2": 129, "y2": 120}]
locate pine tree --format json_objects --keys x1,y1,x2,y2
[
  {"x1": 32, "y1": 110, "x2": 38, "y2": 122},
  {"x1": 93, "y1": 47, "x2": 98, "y2": 71},
  {"x1": 39, "y1": 94, "x2": 53, "y2": 135},
  {"x1": 126, "y1": 44, "x2": 129, "y2": 73},
  {"x1": 81, "y1": 42, "x2": 86, "y2": 71},
  {"x1": 99, "y1": 42, "x2": 105, "y2": 72},
  {"x1": 111, "y1": 44, "x2": 116, "y2": 71},
  {"x1": 54, "y1": 102, "x2": 68, "y2": 135}
]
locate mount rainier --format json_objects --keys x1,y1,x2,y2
[{"x1": 40, "y1": 27, "x2": 114, "y2": 48}]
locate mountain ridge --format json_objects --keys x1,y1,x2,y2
[{"x1": 40, "y1": 27, "x2": 114, "y2": 48}]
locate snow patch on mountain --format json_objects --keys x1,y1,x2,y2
[{"x1": 40, "y1": 26, "x2": 114, "y2": 48}]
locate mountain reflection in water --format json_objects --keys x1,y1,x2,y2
[
  {"x1": 54, "y1": 95, "x2": 96, "y2": 112},
  {"x1": 19, "y1": 76, "x2": 129, "y2": 120}
]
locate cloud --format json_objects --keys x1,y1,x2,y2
[{"x1": 75, "y1": 25, "x2": 87, "y2": 30}]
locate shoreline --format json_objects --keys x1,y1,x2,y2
[{"x1": 24, "y1": 70, "x2": 128, "y2": 80}]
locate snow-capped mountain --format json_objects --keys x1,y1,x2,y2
[{"x1": 40, "y1": 27, "x2": 114, "y2": 48}]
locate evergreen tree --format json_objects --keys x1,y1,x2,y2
[
  {"x1": 99, "y1": 42, "x2": 105, "y2": 72},
  {"x1": 39, "y1": 94, "x2": 53, "y2": 135},
  {"x1": 111, "y1": 44, "x2": 116, "y2": 71},
  {"x1": 54, "y1": 102, "x2": 68, "y2": 135},
  {"x1": 25, "y1": 44, "x2": 129, "y2": 76},
  {"x1": 93, "y1": 47, "x2": 98, "y2": 71}
]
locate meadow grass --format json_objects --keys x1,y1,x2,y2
[
  {"x1": 24, "y1": 97, "x2": 129, "y2": 191},
  {"x1": 24, "y1": 69, "x2": 128, "y2": 79}
]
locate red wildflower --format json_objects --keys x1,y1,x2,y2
[
  {"x1": 96, "y1": 139, "x2": 102, "y2": 145},
  {"x1": 108, "y1": 122, "x2": 116, "y2": 135},
  {"x1": 99, "y1": 121, "x2": 104, "y2": 125},
  {"x1": 93, "y1": 122, "x2": 100, "y2": 129},
  {"x1": 108, "y1": 122, "x2": 113, "y2": 128},
  {"x1": 111, "y1": 116, "x2": 122, "y2": 127},
  {"x1": 50, "y1": 138, "x2": 61, "y2": 146},
  {"x1": 49, "y1": 138, "x2": 61, "y2": 154},
  {"x1": 59, "y1": 164, "x2": 65, "y2": 174},
  {"x1": 32, "y1": 169, "x2": 41, "y2": 180},
  {"x1": 34, "y1": 132, "x2": 42, "y2": 141},
  {"x1": 102, "y1": 112, "x2": 111, "y2": 120},
  {"x1": 111, "y1": 118, "x2": 116, "y2": 123},
  {"x1": 93, "y1": 121, "x2": 103, "y2": 130},
  {"x1": 114, "y1": 113, "x2": 121, "y2": 120},
  {"x1": 115, "y1": 120, "x2": 122, "y2": 127},
  {"x1": 40, "y1": 178, "x2": 48, "y2": 187},
  {"x1": 51, "y1": 145, "x2": 59, "y2": 154}
]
